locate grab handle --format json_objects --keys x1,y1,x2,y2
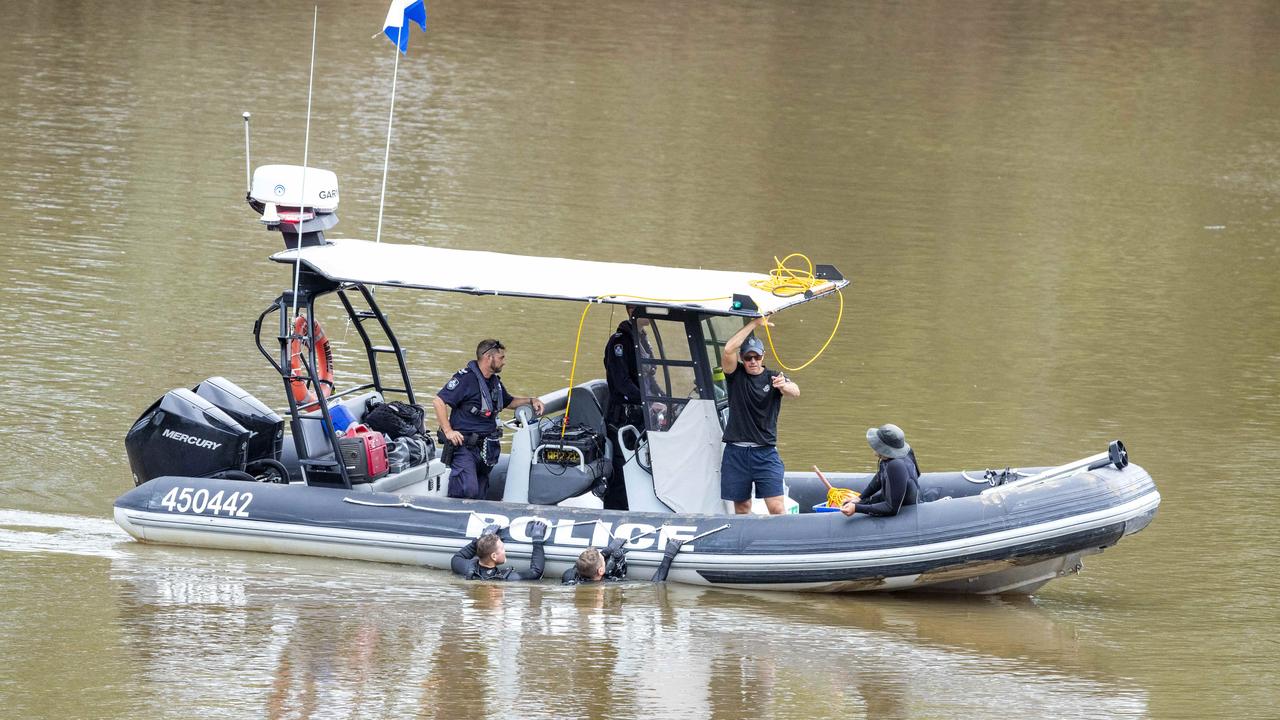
[
  {"x1": 617, "y1": 425, "x2": 641, "y2": 462},
  {"x1": 983, "y1": 440, "x2": 1129, "y2": 495},
  {"x1": 533, "y1": 443, "x2": 586, "y2": 470}
]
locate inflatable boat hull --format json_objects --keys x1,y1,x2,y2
[{"x1": 113, "y1": 462, "x2": 1159, "y2": 594}]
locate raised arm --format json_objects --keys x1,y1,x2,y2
[
  {"x1": 508, "y1": 396, "x2": 546, "y2": 416},
  {"x1": 650, "y1": 539, "x2": 684, "y2": 583},
  {"x1": 504, "y1": 521, "x2": 547, "y2": 581},
  {"x1": 450, "y1": 537, "x2": 480, "y2": 576},
  {"x1": 722, "y1": 316, "x2": 768, "y2": 375}
]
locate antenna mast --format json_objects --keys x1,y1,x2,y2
[
  {"x1": 242, "y1": 112, "x2": 252, "y2": 193},
  {"x1": 374, "y1": 26, "x2": 402, "y2": 245},
  {"x1": 290, "y1": 6, "x2": 320, "y2": 320}
]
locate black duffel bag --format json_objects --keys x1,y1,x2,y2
[{"x1": 364, "y1": 400, "x2": 427, "y2": 439}]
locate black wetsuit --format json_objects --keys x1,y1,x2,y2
[
  {"x1": 451, "y1": 536, "x2": 546, "y2": 581},
  {"x1": 852, "y1": 451, "x2": 921, "y2": 517},
  {"x1": 560, "y1": 539, "x2": 682, "y2": 585}
]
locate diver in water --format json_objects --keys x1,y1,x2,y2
[
  {"x1": 562, "y1": 536, "x2": 685, "y2": 585},
  {"x1": 451, "y1": 521, "x2": 548, "y2": 581}
]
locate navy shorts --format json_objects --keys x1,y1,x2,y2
[{"x1": 720, "y1": 444, "x2": 785, "y2": 502}]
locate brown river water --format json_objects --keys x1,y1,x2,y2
[{"x1": 1, "y1": 1, "x2": 1277, "y2": 718}]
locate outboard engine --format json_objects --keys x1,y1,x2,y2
[
  {"x1": 247, "y1": 164, "x2": 340, "y2": 248},
  {"x1": 125, "y1": 389, "x2": 250, "y2": 486},
  {"x1": 192, "y1": 377, "x2": 283, "y2": 463}
]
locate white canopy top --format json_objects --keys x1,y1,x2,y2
[{"x1": 271, "y1": 239, "x2": 847, "y2": 316}]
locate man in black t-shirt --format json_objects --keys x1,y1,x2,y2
[{"x1": 720, "y1": 316, "x2": 800, "y2": 514}]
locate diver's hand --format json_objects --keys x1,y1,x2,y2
[
  {"x1": 527, "y1": 520, "x2": 548, "y2": 542},
  {"x1": 663, "y1": 538, "x2": 685, "y2": 559},
  {"x1": 840, "y1": 500, "x2": 858, "y2": 517},
  {"x1": 482, "y1": 523, "x2": 504, "y2": 537}
]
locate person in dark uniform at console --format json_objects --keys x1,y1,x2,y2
[
  {"x1": 433, "y1": 339, "x2": 545, "y2": 500},
  {"x1": 451, "y1": 521, "x2": 548, "y2": 581},
  {"x1": 841, "y1": 423, "x2": 920, "y2": 518},
  {"x1": 561, "y1": 536, "x2": 685, "y2": 585},
  {"x1": 601, "y1": 307, "x2": 663, "y2": 510}
]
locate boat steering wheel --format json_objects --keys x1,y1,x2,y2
[{"x1": 504, "y1": 403, "x2": 537, "y2": 430}]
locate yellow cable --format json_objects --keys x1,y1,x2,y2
[
  {"x1": 748, "y1": 254, "x2": 844, "y2": 372},
  {"x1": 748, "y1": 253, "x2": 818, "y2": 298},
  {"x1": 558, "y1": 258, "x2": 843, "y2": 432},
  {"x1": 559, "y1": 303, "x2": 593, "y2": 441},
  {"x1": 559, "y1": 293, "x2": 731, "y2": 441},
  {"x1": 761, "y1": 289, "x2": 843, "y2": 372},
  {"x1": 827, "y1": 486, "x2": 859, "y2": 508}
]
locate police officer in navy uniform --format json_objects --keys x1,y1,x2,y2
[
  {"x1": 432, "y1": 339, "x2": 544, "y2": 499},
  {"x1": 602, "y1": 307, "x2": 662, "y2": 510}
]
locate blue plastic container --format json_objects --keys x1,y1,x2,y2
[
  {"x1": 811, "y1": 503, "x2": 841, "y2": 513},
  {"x1": 329, "y1": 404, "x2": 355, "y2": 432}
]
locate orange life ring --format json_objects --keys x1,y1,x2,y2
[{"x1": 289, "y1": 316, "x2": 334, "y2": 407}]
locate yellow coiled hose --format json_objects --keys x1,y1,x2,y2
[{"x1": 747, "y1": 254, "x2": 843, "y2": 372}]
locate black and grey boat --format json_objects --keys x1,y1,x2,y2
[{"x1": 113, "y1": 164, "x2": 1160, "y2": 594}]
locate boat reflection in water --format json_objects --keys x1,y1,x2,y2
[{"x1": 109, "y1": 546, "x2": 1148, "y2": 719}]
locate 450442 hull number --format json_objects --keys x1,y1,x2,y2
[{"x1": 158, "y1": 487, "x2": 253, "y2": 517}]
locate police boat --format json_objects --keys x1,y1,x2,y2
[{"x1": 113, "y1": 163, "x2": 1160, "y2": 595}]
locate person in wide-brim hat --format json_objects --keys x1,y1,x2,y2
[
  {"x1": 842, "y1": 423, "x2": 920, "y2": 517},
  {"x1": 866, "y1": 423, "x2": 911, "y2": 459}
]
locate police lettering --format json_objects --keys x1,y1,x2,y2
[{"x1": 466, "y1": 512, "x2": 700, "y2": 551}]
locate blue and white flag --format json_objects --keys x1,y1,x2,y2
[{"x1": 382, "y1": 0, "x2": 427, "y2": 53}]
